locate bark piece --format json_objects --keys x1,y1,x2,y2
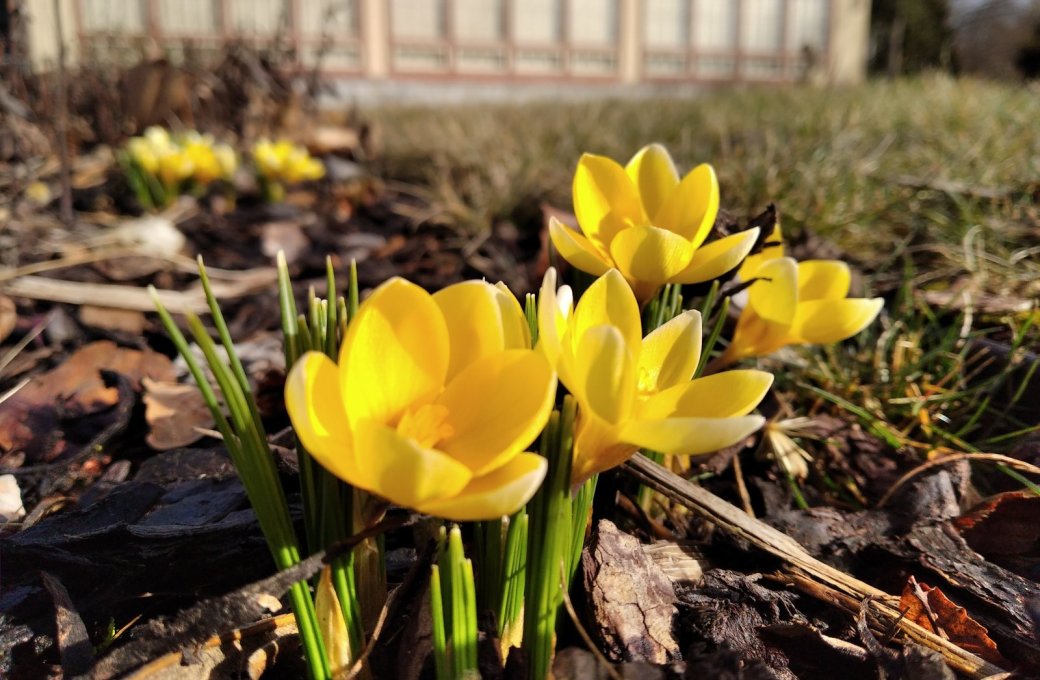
[
  {"x1": 582, "y1": 519, "x2": 681, "y2": 664},
  {"x1": 41, "y1": 572, "x2": 94, "y2": 676}
]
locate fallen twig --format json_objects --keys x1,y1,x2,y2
[{"x1": 1, "y1": 270, "x2": 276, "y2": 313}]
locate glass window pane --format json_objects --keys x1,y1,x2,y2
[
  {"x1": 391, "y1": 0, "x2": 445, "y2": 40},
  {"x1": 741, "y1": 0, "x2": 783, "y2": 51},
  {"x1": 644, "y1": 0, "x2": 686, "y2": 49},
  {"x1": 693, "y1": 0, "x2": 736, "y2": 50},
  {"x1": 454, "y1": 0, "x2": 502, "y2": 42},
  {"x1": 569, "y1": 0, "x2": 616, "y2": 46},
  {"x1": 512, "y1": 0, "x2": 558, "y2": 44},
  {"x1": 789, "y1": 0, "x2": 827, "y2": 51}
]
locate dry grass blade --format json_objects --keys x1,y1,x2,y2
[{"x1": 623, "y1": 454, "x2": 1011, "y2": 680}]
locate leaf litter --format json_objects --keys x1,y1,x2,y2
[{"x1": 1, "y1": 57, "x2": 1039, "y2": 680}]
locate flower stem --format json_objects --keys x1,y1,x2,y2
[{"x1": 524, "y1": 395, "x2": 577, "y2": 680}]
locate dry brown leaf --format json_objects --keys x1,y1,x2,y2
[
  {"x1": 142, "y1": 377, "x2": 214, "y2": 451},
  {"x1": 898, "y1": 576, "x2": 1009, "y2": 667},
  {"x1": 954, "y1": 491, "x2": 1040, "y2": 557},
  {"x1": 0, "y1": 340, "x2": 175, "y2": 461}
]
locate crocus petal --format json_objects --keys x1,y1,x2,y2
[
  {"x1": 284, "y1": 351, "x2": 364, "y2": 485},
  {"x1": 418, "y1": 453, "x2": 547, "y2": 521},
  {"x1": 652, "y1": 163, "x2": 719, "y2": 247},
  {"x1": 608, "y1": 225, "x2": 695, "y2": 288},
  {"x1": 340, "y1": 278, "x2": 449, "y2": 428},
  {"x1": 571, "y1": 269, "x2": 642, "y2": 357},
  {"x1": 438, "y1": 350, "x2": 556, "y2": 476},
  {"x1": 493, "y1": 282, "x2": 532, "y2": 350},
  {"x1": 639, "y1": 370, "x2": 773, "y2": 420},
  {"x1": 434, "y1": 280, "x2": 508, "y2": 380},
  {"x1": 620, "y1": 415, "x2": 765, "y2": 456},
  {"x1": 625, "y1": 144, "x2": 679, "y2": 220},
  {"x1": 352, "y1": 421, "x2": 472, "y2": 508},
  {"x1": 638, "y1": 310, "x2": 702, "y2": 393},
  {"x1": 548, "y1": 217, "x2": 613, "y2": 276},
  {"x1": 574, "y1": 325, "x2": 635, "y2": 424},
  {"x1": 573, "y1": 153, "x2": 648, "y2": 251},
  {"x1": 571, "y1": 411, "x2": 637, "y2": 484},
  {"x1": 537, "y1": 268, "x2": 565, "y2": 367},
  {"x1": 670, "y1": 228, "x2": 760, "y2": 285},
  {"x1": 797, "y1": 260, "x2": 851, "y2": 301},
  {"x1": 790, "y1": 298, "x2": 884, "y2": 344},
  {"x1": 737, "y1": 221, "x2": 784, "y2": 280},
  {"x1": 722, "y1": 309, "x2": 787, "y2": 361},
  {"x1": 748, "y1": 256, "x2": 798, "y2": 325}
]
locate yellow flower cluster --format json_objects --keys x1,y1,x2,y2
[
  {"x1": 126, "y1": 126, "x2": 237, "y2": 191},
  {"x1": 283, "y1": 143, "x2": 882, "y2": 521},
  {"x1": 252, "y1": 139, "x2": 325, "y2": 185}
]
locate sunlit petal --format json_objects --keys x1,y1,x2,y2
[
  {"x1": 493, "y1": 282, "x2": 532, "y2": 350},
  {"x1": 571, "y1": 411, "x2": 636, "y2": 484},
  {"x1": 571, "y1": 269, "x2": 642, "y2": 356},
  {"x1": 748, "y1": 256, "x2": 798, "y2": 325},
  {"x1": 638, "y1": 310, "x2": 702, "y2": 393},
  {"x1": 721, "y1": 309, "x2": 787, "y2": 362},
  {"x1": 670, "y1": 228, "x2": 760, "y2": 285},
  {"x1": 574, "y1": 325, "x2": 635, "y2": 424},
  {"x1": 340, "y1": 278, "x2": 449, "y2": 428},
  {"x1": 548, "y1": 217, "x2": 614, "y2": 276},
  {"x1": 352, "y1": 421, "x2": 472, "y2": 508},
  {"x1": 797, "y1": 260, "x2": 851, "y2": 301},
  {"x1": 620, "y1": 415, "x2": 765, "y2": 456},
  {"x1": 537, "y1": 268, "x2": 564, "y2": 367},
  {"x1": 438, "y1": 350, "x2": 556, "y2": 475},
  {"x1": 624, "y1": 144, "x2": 679, "y2": 220},
  {"x1": 418, "y1": 453, "x2": 547, "y2": 521},
  {"x1": 284, "y1": 351, "x2": 363, "y2": 485},
  {"x1": 652, "y1": 163, "x2": 719, "y2": 247},
  {"x1": 639, "y1": 370, "x2": 773, "y2": 420},
  {"x1": 791, "y1": 298, "x2": 884, "y2": 344},
  {"x1": 609, "y1": 225, "x2": 694, "y2": 288},
  {"x1": 573, "y1": 153, "x2": 647, "y2": 250},
  {"x1": 434, "y1": 280, "x2": 507, "y2": 380}
]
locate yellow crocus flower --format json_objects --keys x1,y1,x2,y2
[
  {"x1": 157, "y1": 149, "x2": 194, "y2": 189},
  {"x1": 214, "y1": 143, "x2": 238, "y2": 180},
  {"x1": 253, "y1": 139, "x2": 325, "y2": 184},
  {"x1": 183, "y1": 137, "x2": 224, "y2": 185},
  {"x1": 127, "y1": 137, "x2": 159, "y2": 175},
  {"x1": 550, "y1": 144, "x2": 760, "y2": 304},
  {"x1": 538, "y1": 268, "x2": 771, "y2": 484},
  {"x1": 285, "y1": 278, "x2": 556, "y2": 521},
  {"x1": 722, "y1": 256, "x2": 884, "y2": 363}
]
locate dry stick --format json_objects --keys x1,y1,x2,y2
[
  {"x1": 0, "y1": 270, "x2": 277, "y2": 313},
  {"x1": 876, "y1": 452, "x2": 1040, "y2": 509},
  {"x1": 622, "y1": 453, "x2": 1010, "y2": 680}
]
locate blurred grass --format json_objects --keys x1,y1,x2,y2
[{"x1": 372, "y1": 74, "x2": 1040, "y2": 294}]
